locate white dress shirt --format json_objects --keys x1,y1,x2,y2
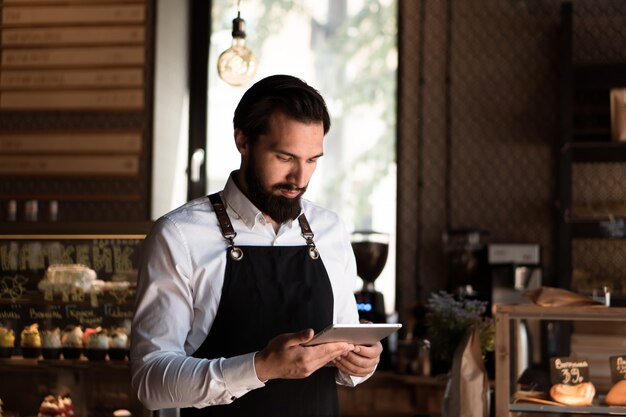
[{"x1": 131, "y1": 174, "x2": 367, "y2": 410}]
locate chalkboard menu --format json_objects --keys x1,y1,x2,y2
[{"x1": 0, "y1": 234, "x2": 144, "y2": 347}]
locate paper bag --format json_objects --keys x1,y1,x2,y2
[
  {"x1": 443, "y1": 325, "x2": 489, "y2": 417},
  {"x1": 523, "y1": 286, "x2": 604, "y2": 307}
]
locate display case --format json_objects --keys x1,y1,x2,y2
[
  {"x1": 494, "y1": 304, "x2": 626, "y2": 417},
  {"x1": 0, "y1": 231, "x2": 149, "y2": 417}
]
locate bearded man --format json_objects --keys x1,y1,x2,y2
[{"x1": 131, "y1": 75, "x2": 382, "y2": 417}]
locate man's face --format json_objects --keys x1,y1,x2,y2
[{"x1": 237, "y1": 112, "x2": 325, "y2": 223}]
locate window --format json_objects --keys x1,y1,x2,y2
[{"x1": 207, "y1": 0, "x2": 398, "y2": 312}]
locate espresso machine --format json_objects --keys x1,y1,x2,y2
[{"x1": 488, "y1": 243, "x2": 542, "y2": 382}]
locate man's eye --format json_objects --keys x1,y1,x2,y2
[{"x1": 277, "y1": 155, "x2": 291, "y2": 162}]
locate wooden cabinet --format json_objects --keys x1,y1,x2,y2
[
  {"x1": 338, "y1": 372, "x2": 447, "y2": 417},
  {"x1": 494, "y1": 304, "x2": 626, "y2": 417},
  {"x1": 0, "y1": 358, "x2": 149, "y2": 417}
]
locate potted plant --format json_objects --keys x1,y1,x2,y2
[{"x1": 425, "y1": 291, "x2": 495, "y2": 376}]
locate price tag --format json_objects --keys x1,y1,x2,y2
[
  {"x1": 550, "y1": 357, "x2": 590, "y2": 385},
  {"x1": 610, "y1": 355, "x2": 626, "y2": 383}
]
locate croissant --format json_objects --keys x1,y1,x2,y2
[{"x1": 549, "y1": 382, "x2": 595, "y2": 406}]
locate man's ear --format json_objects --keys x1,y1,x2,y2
[{"x1": 234, "y1": 129, "x2": 248, "y2": 155}]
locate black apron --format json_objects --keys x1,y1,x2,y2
[{"x1": 180, "y1": 193, "x2": 338, "y2": 417}]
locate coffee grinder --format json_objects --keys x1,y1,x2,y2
[
  {"x1": 351, "y1": 231, "x2": 391, "y2": 366},
  {"x1": 351, "y1": 231, "x2": 389, "y2": 323}
]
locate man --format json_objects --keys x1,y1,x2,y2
[{"x1": 131, "y1": 75, "x2": 382, "y2": 416}]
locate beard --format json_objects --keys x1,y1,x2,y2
[{"x1": 244, "y1": 159, "x2": 307, "y2": 224}]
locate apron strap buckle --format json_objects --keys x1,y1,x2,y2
[
  {"x1": 209, "y1": 192, "x2": 244, "y2": 261},
  {"x1": 298, "y1": 214, "x2": 320, "y2": 260}
]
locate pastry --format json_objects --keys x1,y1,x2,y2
[
  {"x1": 59, "y1": 392, "x2": 74, "y2": 417},
  {"x1": 550, "y1": 382, "x2": 595, "y2": 406},
  {"x1": 61, "y1": 325, "x2": 83, "y2": 359},
  {"x1": 37, "y1": 395, "x2": 64, "y2": 417},
  {"x1": 41, "y1": 328, "x2": 62, "y2": 360},
  {"x1": 605, "y1": 379, "x2": 626, "y2": 406},
  {"x1": 108, "y1": 327, "x2": 129, "y2": 361},
  {"x1": 85, "y1": 328, "x2": 109, "y2": 361},
  {"x1": 39, "y1": 264, "x2": 98, "y2": 295},
  {"x1": 20, "y1": 323, "x2": 42, "y2": 358},
  {"x1": 0, "y1": 327, "x2": 15, "y2": 358}
]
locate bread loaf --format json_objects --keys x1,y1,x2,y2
[
  {"x1": 549, "y1": 382, "x2": 595, "y2": 406},
  {"x1": 605, "y1": 380, "x2": 626, "y2": 406}
]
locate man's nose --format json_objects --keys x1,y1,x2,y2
[{"x1": 288, "y1": 162, "x2": 308, "y2": 188}]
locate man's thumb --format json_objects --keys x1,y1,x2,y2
[{"x1": 293, "y1": 328, "x2": 315, "y2": 344}]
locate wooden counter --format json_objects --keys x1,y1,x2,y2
[{"x1": 338, "y1": 371, "x2": 448, "y2": 417}]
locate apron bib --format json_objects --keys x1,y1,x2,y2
[{"x1": 181, "y1": 193, "x2": 338, "y2": 417}]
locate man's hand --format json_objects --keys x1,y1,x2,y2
[
  {"x1": 255, "y1": 329, "x2": 354, "y2": 382},
  {"x1": 333, "y1": 341, "x2": 382, "y2": 377}
]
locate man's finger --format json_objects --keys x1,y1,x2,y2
[
  {"x1": 334, "y1": 358, "x2": 371, "y2": 377},
  {"x1": 306, "y1": 342, "x2": 353, "y2": 367}
]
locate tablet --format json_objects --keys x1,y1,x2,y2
[{"x1": 302, "y1": 323, "x2": 402, "y2": 346}]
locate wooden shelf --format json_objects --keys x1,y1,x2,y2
[
  {"x1": 0, "y1": 221, "x2": 152, "y2": 235},
  {"x1": 494, "y1": 304, "x2": 626, "y2": 320},
  {"x1": 567, "y1": 217, "x2": 626, "y2": 239},
  {"x1": 510, "y1": 403, "x2": 626, "y2": 415},
  {"x1": 562, "y1": 142, "x2": 626, "y2": 163},
  {"x1": 573, "y1": 64, "x2": 626, "y2": 89},
  {"x1": 0, "y1": 356, "x2": 129, "y2": 369}
]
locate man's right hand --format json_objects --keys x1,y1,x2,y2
[{"x1": 254, "y1": 329, "x2": 354, "y2": 382}]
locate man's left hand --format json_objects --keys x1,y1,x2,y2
[{"x1": 333, "y1": 341, "x2": 382, "y2": 377}]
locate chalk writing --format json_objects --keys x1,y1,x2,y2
[
  {"x1": 0, "y1": 240, "x2": 139, "y2": 275},
  {"x1": 104, "y1": 305, "x2": 133, "y2": 319},
  {"x1": 0, "y1": 275, "x2": 27, "y2": 302},
  {"x1": 554, "y1": 358, "x2": 589, "y2": 369},
  {"x1": 65, "y1": 306, "x2": 103, "y2": 326},
  {"x1": 29, "y1": 308, "x2": 62, "y2": 320},
  {"x1": 0, "y1": 310, "x2": 21, "y2": 320}
]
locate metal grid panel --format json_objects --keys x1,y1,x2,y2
[
  {"x1": 572, "y1": 162, "x2": 626, "y2": 217},
  {"x1": 572, "y1": 239, "x2": 626, "y2": 292},
  {"x1": 398, "y1": 0, "x2": 626, "y2": 307}
]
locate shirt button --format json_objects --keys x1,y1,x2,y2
[{"x1": 230, "y1": 396, "x2": 236, "y2": 401}]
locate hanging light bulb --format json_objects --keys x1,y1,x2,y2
[{"x1": 217, "y1": 1, "x2": 257, "y2": 87}]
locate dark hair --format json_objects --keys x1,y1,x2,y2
[{"x1": 233, "y1": 74, "x2": 331, "y2": 143}]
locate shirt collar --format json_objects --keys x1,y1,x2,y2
[{"x1": 221, "y1": 171, "x2": 303, "y2": 230}]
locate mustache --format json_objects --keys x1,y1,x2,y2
[{"x1": 273, "y1": 183, "x2": 307, "y2": 193}]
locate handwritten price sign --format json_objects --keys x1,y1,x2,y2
[
  {"x1": 610, "y1": 355, "x2": 626, "y2": 383},
  {"x1": 550, "y1": 357, "x2": 590, "y2": 385}
]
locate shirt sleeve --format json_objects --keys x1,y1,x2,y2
[{"x1": 130, "y1": 217, "x2": 264, "y2": 409}]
